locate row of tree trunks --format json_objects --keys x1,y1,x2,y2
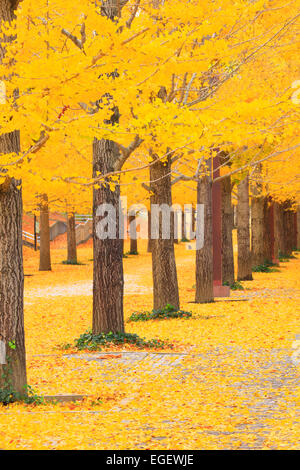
[
  {"x1": 150, "y1": 154, "x2": 180, "y2": 310},
  {"x1": 237, "y1": 176, "x2": 253, "y2": 281},
  {"x1": 0, "y1": 1, "x2": 27, "y2": 398}
]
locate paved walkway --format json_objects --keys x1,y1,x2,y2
[{"x1": 21, "y1": 256, "x2": 299, "y2": 449}]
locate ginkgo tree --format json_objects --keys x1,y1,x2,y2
[{"x1": 1, "y1": 0, "x2": 300, "y2": 398}]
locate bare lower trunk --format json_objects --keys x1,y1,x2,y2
[
  {"x1": 93, "y1": 138, "x2": 124, "y2": 334},
  {"x1": 128, "y1": 214, "x2": 138, "y2": 254},
  {"x1": 297, "y1": 207, "x2": 300, "y2": 250},
  {"x1": 263, "y1": 199, "x2": 272, "y2": 263},
  {"x1": 0, "y1": 132, "x2": 27, "y2": 397},
  {"x1": 275, "y1": 203, "x2": 285, "y2": 256},
  {"x1": 195, "y1": 175, "x2": 214, "y2": 303},
  {"x1": 237, "y1": 176, "x2": 253, "y2": 281},
  {"x1": 221, "y1": 176, "x2": 234, "y2": 285},
  {"x1": 191, "y1": 205, "x2": 196, "y2": 239},
  {"x1": 292, "y1": 211, "x2": 297, "y2": 251},
  {"x1": 272, "y1": 202, "x2": 279, "y2": 261},
  {"x1": 67, "y1": 213, "x2": 77, "y2": 263},
  {"x1": 150, "y1": 154, "x2": 179, "y2": 310},
  {"x1": 251, "y1": 196, "x2": 266, "y2": 267},
  {"x1": 173, "y1": 211, "x2": 179, "y2": 244},
  {"x1": 39, "y1": 194, "x2": 51, "y2": 271},
  {"x1": 147, "y1": 211, "x2": 152, "y2": 252},
  {"x1": 181, "y1": 209, "x2": 187, "y2": 241},
  {"x1": 282, "y1": 202, "x2": 293, "y2": 256},
  {"x1": 0, "y1": 2, "x2": 27, "y2": 399}
]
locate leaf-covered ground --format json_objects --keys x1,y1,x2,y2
[{"x1": 0, "y1": 240, "x2": 299, "y2": 449}]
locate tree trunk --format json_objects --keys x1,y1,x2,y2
[
  {"x1": 271, "y1": 202, "x2": 279, "y2": 262},
  {"x1": 173, "y1": 211, "x2": 179, "y2": 244},
  {"x1": 221, "y1": 176, "x2": 234, "y2": 285},
  {"x1": 0, "y1": 135, "x2": 27, "y2": 397},
  {"x1": 297, "y1": 207, "x2": 300, "y2": 250},
  {"x1": 191, "y1": 205, "x2": 196, "y2": 239},
  {"x1": 237, "y1": 176, "x2": 253, "y2": 281},
  {"x1": 181, "y1": 209, "x2": 186, "y2": 241},
  {"x1": 128, "y1": 214, "x2": 138, "y2": 254},
  {"x1": 150, "y1": 154, "x2": 180, "y2": 310},
  {"x1": 39, "y1": 194, "x2": 51, "y2": 271},
  {"x1": 292, "y1": 211, "x2": 297, "y2": 251},
  {"x1": 195, "y1": 175, "x2": 214, "y2": 303},
  {"x1": 263, "y1": 199, "x2": 273, "y2": 263},
  {"x1": 251, "y1": 196, "x2": 266, "y2": 267},
  {"x1": 147, "y1": 211, "x2": 152, "y2": 252},
  {"x1": 282, "y1": 202, "x2": 293, "y2": 256},
  {"x1": 67, "y1": 212, "x2": 77, "y2": 263},
  {"x1": 275, "y1": 202, "x2": 285, "y2": 256},
  {"x1": 0, "y1": 1, "x2": 27, "y2": 399},
  {"x1": 93, "y1": 138, "x2": 124, "y2": 334}
]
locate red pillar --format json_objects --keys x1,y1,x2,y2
[{"x1": 212, "y1": 155, "x2": 230, "y2": 297}]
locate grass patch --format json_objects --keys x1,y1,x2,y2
[
  {"x1": 0, "y1": 385, "x2": 45, "y2": 406},
  {"x1": 68, "y1": 330, "x2": 172, "y2": 351},
  {"x1": 181, "y1": 237, "x2": 190, "y2": 243},
  {"x1": 279, "y1": 252, "x2": 297, "y2": 262},
  {"x1": 125, "y1": 251, "x2": 139, "y2": 256},
  {"x1": 128, "y1": 304, "x2": 192, "y2": 322},
  {"x1": 62, "y1": 260, "x2": 85, "y2": 265},
  {"x1": 252, "y1": 260, "x2": 279, "y2": 273},
  {"x1": 223, "y1": 280, "x2": 244, "y2": 290}
]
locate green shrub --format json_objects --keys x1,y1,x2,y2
[
  {"x1": 71, "y1": 330, "x2": 172, "y2": 351},
  {"x1": 128, "y1": 304, "x2": 192, "y2": 322},
  {"x1": 223, "y1": 281, "x2": 244, "y2": 290},
  {"x1": 62, "y1": 260, "x2": 84, "y2": 265},
  {"x1": 252, "y1": 260, "x2": 279, "y2": 273}
]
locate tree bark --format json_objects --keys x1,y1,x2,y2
[
  {"x1": 0, "y1": 1, "x2": 27, "y2": 398},
  {"x1": 263, "y1": 199, "x2": 273, "y2": 263},
  {"x1": 292, "y1": 210, "x2": 297, "y2": 251},
  {"x1": 0, "y1": 136, "x2": 27, "y2": 397},
  {"x1": 173, "y1": 211, "x2": 179, "y2": 244},
  {"x1": 128, "y1": 213, "x2": 138, "y2": 254},
  {"x1": 67, "y1": 212, "x2": 77, "y2": 263},
  {"x1": 237, "y1": 176, "x2": 253, "y2": 281},
  {"x1": 251, "y1": 196, "x2": 266, "y2": 267},
  {"x1": 221, "y1": 176, "x2": 234, "y2": 285},
  {"x1": 195, "y1": 175, "x2": 214, "y2": 303},
  {"x1": 39, "y1": 194, "x2": 51, "y2": 271},
  {"x1": 275, "y1": 202, "x2": 285, "y2": 256},
  {"x1": 282, "y1": 202, "x2": 293, "y2": 256},
  {"x1": 93, "y1": 138, "x2": 124, "y2": 334},
  {"x1": 272, "y1": 202, "x2": 280, "y2": 262},
  {"x1": 150, "y1": 153, "x2": 180, "y2": 310},
  {"x1": 297, "y1": 207, "x2": 300, "y2": 250},
  {"x1": 147, "y1": 211, "x2": 153, "y2": 252},
  {"x1": 191, "y1": 205, "x2": 196, "y2": 239},
  {"x1": 181, "y1": 209, "x2": 187, "y2": 241}
]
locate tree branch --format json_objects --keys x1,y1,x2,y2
[
  {"x1": 114, "y1": 135, "x2": 143, "y2": 171},
  {"x1": 126, "y1": 0, "x2": 141, "y2": 28}
]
